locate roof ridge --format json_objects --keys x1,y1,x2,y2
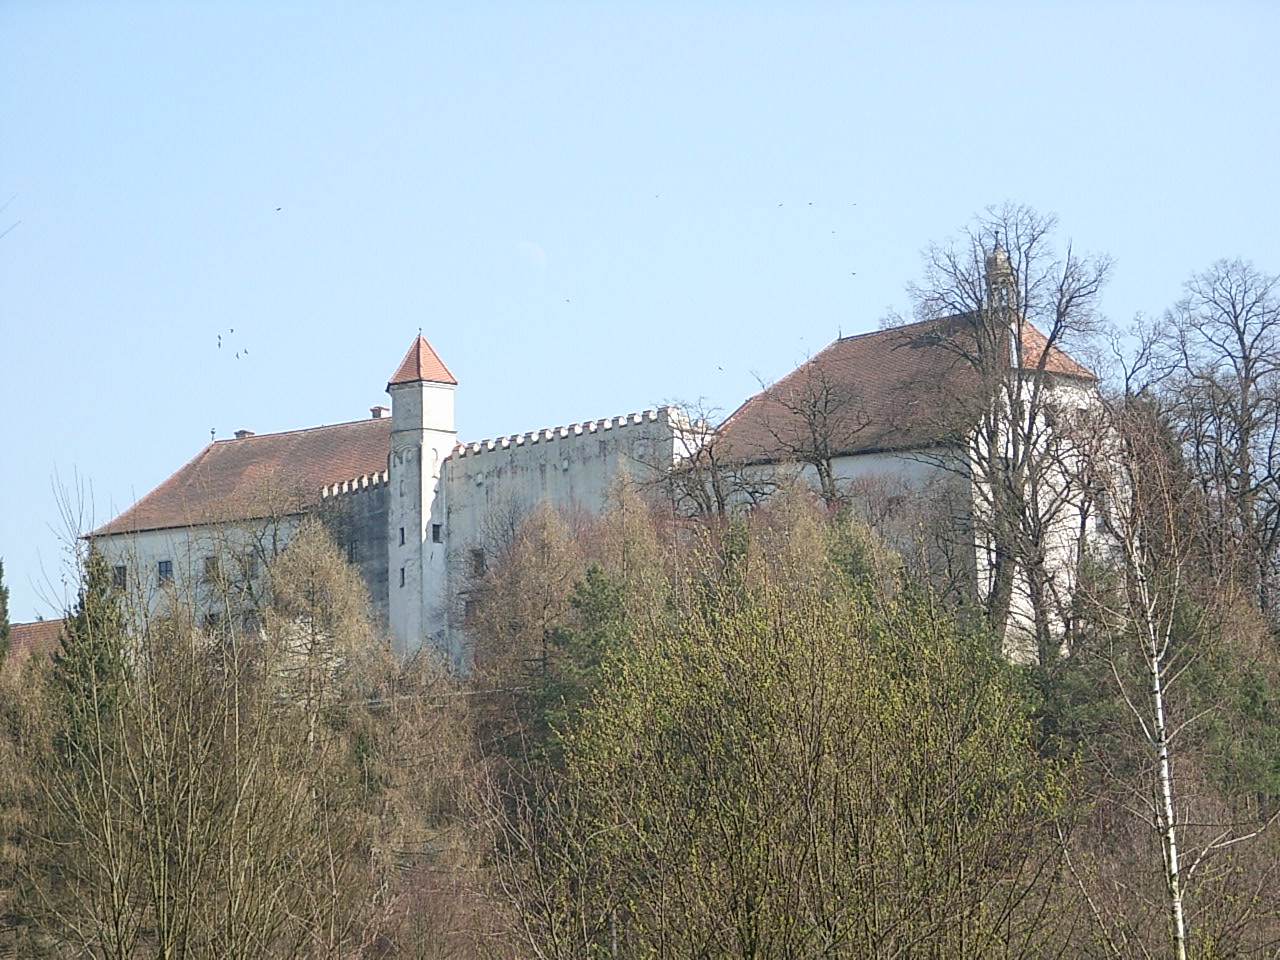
[
  {"x1": 835, "y1": 316, "x2": 935, "y2": 342},
  {"x1": 212, "y1": 416, "x2": 391, "y2": 444}
]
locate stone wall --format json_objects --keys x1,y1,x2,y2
[{"x1": 319, "y1": 471, "x2": 391, "y2": 629}]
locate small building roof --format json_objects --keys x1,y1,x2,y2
[
  {"x1": 93, "y1": 417, "x2": 392, "y2": 536},
  {"x1": 6, "y1": 618, "x2": 65, "y2": 668},
  {"x1": 388, "y1": 335, "x2": 457, "y2": 387},
  {"x1": 717, "y1": 315, "x2": 1094, "y2": 463}
]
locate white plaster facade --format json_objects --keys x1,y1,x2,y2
[
  {"x1": 95, "y1": 517, "x2": 300, "y2": 626},
  {"x1": 386, "y1": 377, "x2": 457, "y2": 660}
]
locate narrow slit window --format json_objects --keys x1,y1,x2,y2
[
  {"x1": 399, "y1": 567, "x2": 405, "y2": 588},
  {"x1": 431, "y1": 523, "x2": 443, "y2": 543}
]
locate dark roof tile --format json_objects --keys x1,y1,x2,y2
[
  {"x1": 93, "y1": 418, "x2": 391, "y2": 535},
  {"x1": 717, "y1": 316, "x2": 1093, "y2": 462}
]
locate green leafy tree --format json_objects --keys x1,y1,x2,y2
[{"x1": 497, "y1": 507, "x2": 1074, "y2": 958}]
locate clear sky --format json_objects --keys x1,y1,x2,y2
[{"x1": 2, "y1": 1, "x2": 1277, "y2": 621}]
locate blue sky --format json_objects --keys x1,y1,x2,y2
[{"x1": 2, "y1": 1, "x2": 1277, "y2": 621}]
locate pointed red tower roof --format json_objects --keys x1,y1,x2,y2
[{"x1": 388, "y1": 335, "x2": 457, "y2": 387}]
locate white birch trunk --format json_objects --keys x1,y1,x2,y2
[
  {"x1": 1125, "y1": 523, "x2": 1190, "y2": 960},
  {"x1": 1147, "y1": 629, "x2": 1188, "y2": 960}
]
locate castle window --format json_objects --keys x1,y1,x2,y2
[
  {"x1": 158, "y1": 560, "x2": 174, "y2": 585},
  {"x1": 399, "y1": 567, "x2": 405, "y2": 588},
  {"x1": 470, "y1": 548, "x2": 487, "y2": 577},
  {"x1": 245, "y1": 553, "x2": 259, "y2": 579},
  {"x1": 432, "y1": 523, "x2": 443, "y2": 543},
  {"x1": 399, "y1": 527, "x2": 405, "y2": 546},
  {"x1": 112, "y1": 565, "x2": 127, "y2": 589},
  {"x1": 203, "y1": 556, "x2": 219, "y2": 582},
  {"x1": 347, "y1": 540, "x2": 358, "y2": 562}
]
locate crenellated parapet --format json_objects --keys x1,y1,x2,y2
[
  {"x1": 451, "y1": 408, "x2": 668, "y2": 460},
  {"x1": 319, "y1": 469, "x2": 390, "y2": 501}
]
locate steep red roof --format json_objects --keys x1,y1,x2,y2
[
  {"x1": 718, "y1": 316, "x2": 1094, "y2": 462},
  {"x1": 389, "y1": 335, "x2": 457, "y2": 386},
  {"x1": 6, "y1": 618, "x2": 64, "y2": 668},
  {"x1": 93, "y1": 418, "x2": 392, "y2": 535},
  {"x1": 1019, "y1": 323, "x2": 1095, "y2": 378}
]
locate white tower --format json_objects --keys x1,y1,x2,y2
[{"x1": 386, "y1": 335, "x2": 457, "y2": 660}]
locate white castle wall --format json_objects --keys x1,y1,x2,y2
[
  {"x1": 94, "y1": 516, "x2": 302, "y2": 623},
  {"x1": 438, "y1": 408, "x2": 683, "y2": 662}
]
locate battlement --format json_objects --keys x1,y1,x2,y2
[
  {"x1": 451, "y1": 408, "x2": 669, "y2": 460},
  {"x1": 319, "y1": 469, "x2": 390, "y2": 500}
]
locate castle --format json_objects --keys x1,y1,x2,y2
[
  {"x1": 91, "y1": 301, "x2": 1098, "y2": 664},
  {"x1": 91, "y1": 336, "x2": 687, "y2": 665}
]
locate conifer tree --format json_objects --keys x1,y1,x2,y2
[
  {"x1": 0, "y1": 558, "x2": 10, "y2": 665},
  {"x1": 51, "y1": 548, "x2": 126, "y2": 760}
]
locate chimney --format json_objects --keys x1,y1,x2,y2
[
  {"x1": 234, "y1": 429, "x2": 255, "y2": 439},
  {"x1": 370, "y1": 405, "x2": 390, "y2": 419}
]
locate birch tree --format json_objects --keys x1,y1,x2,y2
[{"x1": 1079, "y1": 392, "x2": 1280, "y2": 957}]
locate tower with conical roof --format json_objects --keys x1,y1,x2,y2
[{"x1": 386, "y1": 335, "x2": 458, "y2": 659}]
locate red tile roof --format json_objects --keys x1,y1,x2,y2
[
  {"x1": 6, "y1": 618, "x2": 64, "y2": 668},
  {"x1": 93, "y1": 417, "x2": 392, "y2": 535},
  {"x1": 389, "y1": 335, "x2": 457, "y2": 386},
  {"x1": 717, "y1": 316, "x2": 1094, "y2": 462}
]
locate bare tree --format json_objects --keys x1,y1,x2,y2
[
  {"x1": 14, "y1": 519, "x2": 482, "y2": 959},
  {"x1": 1152, "y1": 258, "x2": 1280, "y2": 618},
  {"x1": 752, "y1": 359, "x2": 871, "y2": 507},
  {"x1": 908, "y1": 203, "x2": 1109, "y2": 660}
]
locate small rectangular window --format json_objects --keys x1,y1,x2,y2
[
  {"x1": 399, "y1": 526, "x2": 406, "y2": 546},
  {"x1": 245, "y1": 553, "x2": 259, "y2": 579},
  {"x1": 112, "y1": 565, "x2": 127, "y2": 589},
  {"x1": 203, "y1": 555, "x2": 219, "y2": 582},
  {"x1": 158, "y1": 560, "x2": 174, "y2": 585},
  {"x1": 431, "y1": 523, "x2": 443, "y2": 543},
  {"x1": 470, "y1": 547, "x2": 487, "y2": 577},
  {"x1": 347, "y1": 539, "x2": 358, "y2": 562},
  {"x1": 399, "y1": 566, "x2": 406, "y2": 587}
]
